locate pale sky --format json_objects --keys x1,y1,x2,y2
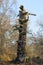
[
  {"x1": 0, "y1": 0, "x2": 43, "y2": 33},
  {"x1": 17, "y1": 0, "x2": 43, "y2": 33}
]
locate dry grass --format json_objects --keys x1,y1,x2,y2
[{"x1": 0, "y1": 59, "x2": 43, "y2": 65}]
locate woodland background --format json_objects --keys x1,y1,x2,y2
[{"x1": 0, "y1": 0, "x2": 43, "y2": 64}]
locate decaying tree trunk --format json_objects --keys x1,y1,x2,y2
[
  {"x1": 15, "y1": 5, "x2": 29, "y2": 63},
  {"x1": 14, "y1": 5, "x2": 36, "y2": 63}
]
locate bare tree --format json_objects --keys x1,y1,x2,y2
[{"x1": 0, "y1": 0, "x2": 17, "y2": 56}]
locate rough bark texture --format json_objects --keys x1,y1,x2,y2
[{"x1": 16, "y1": 6, "x2": 28, "y2": 62}]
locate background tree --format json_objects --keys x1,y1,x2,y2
[{"x1": 0, "y1": 0, "x2": 18, "y2": 61}]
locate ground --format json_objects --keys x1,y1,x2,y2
[{"x1": 0, "y1": 57, "x2": 43, "y2": 65}]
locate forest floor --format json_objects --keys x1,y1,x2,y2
[
  {"x1": 0, "y1": 62, "x2": 43, "y2": 65},
  {"x1": 0, "y1": 57, "x2": 43, "y2": 65}
]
